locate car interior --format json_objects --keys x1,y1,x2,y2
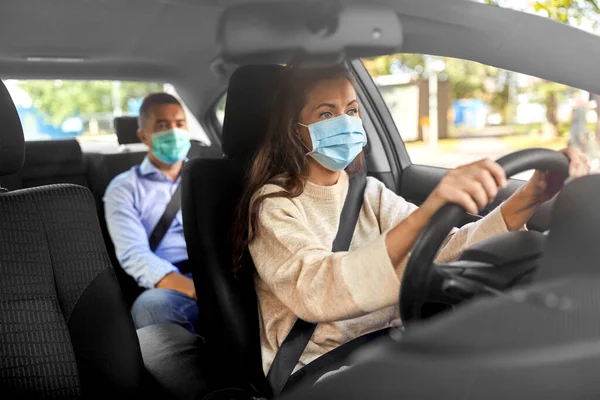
[
  {"x1": 3, "y1": 0, "x2": 600, "y2": 398},
  {"x1": 284, "y1": 172, "x2": 600, "y2": 400},
  {"x1": 0, "y1": 80, "x2": 177, "y2": 399},
  {"x1": 0, "y1": 116, "x2": 221, "y2": 306},
  {"x1": 182, "y1": 64, "x2": 284, "y2": 399}
]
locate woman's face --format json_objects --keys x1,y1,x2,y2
[{"x1": 296, "y1": 77, "x2": 360, "y2": 151}]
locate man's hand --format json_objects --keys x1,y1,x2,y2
[{"x1": 156, "y1": 272, "x2": 196, "y2": 299}]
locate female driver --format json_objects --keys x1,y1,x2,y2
[{"x1": 233, "y1": 64, "x2": 589, "y2": 381}]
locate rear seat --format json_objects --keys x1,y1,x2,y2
[
  {"x1": 0, "y1": 139, "x2": 89, "y2": 190},
  {"x1": 0, "y1": 118, "x2": 223, "y2": 307},
  {"x1": 0, "y1": 138, "x2": 143, "y2": 305},
  {"x1": 113, "y1": 116, "x2": 140, "y2": 144},
  {"x1": 86, "y1": 117, "x2": 223, "y2": 305},
  {"x1": 86, "y1": 150, "x2": 148, "y2": 306}
]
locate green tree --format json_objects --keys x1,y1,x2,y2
[
  {"x1": 364, "y1": 54, "x2": 510, "y2": 119},
  {"x1": 363, "y1": 54, "x2": 425, "y2": 77},
  {"x1": 531, "y1": 0, "x2": 600, "y2": 24},
  {"x1": 120, "y1": 82, "x2": 164, "y2": 109},
  {"x1": 366, "y1": 0, "x2": 600, "y2": 133},
  {"x1": 487, "y1": 0, "x2": 600, "y2": 136},
  {"x1": 485, "y1": 0, "x2": 600, "y2": 22},
  {"x1": 17, "y1": 80, "x2": 163, "y2": 128},
  {"x1": 443, "y1": 58, "x2": 497, "y2": 100}
]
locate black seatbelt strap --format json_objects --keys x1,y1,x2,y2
[
  {"x1": 267, "y1": 170, "x2": 368, "y2": 396},
  {"x1": 148, "y1": 183, "x2": 182, "y2": 252}
]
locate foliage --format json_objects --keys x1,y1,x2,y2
[
  {"x1": 532, "y1": 0, "x2": 600, "y2": 25},
  {"x1": 363, "y1": 54, "x2": 509, "y2": 113},
  {"x1": 365, "y1": 0, "x2": 600, "y2": 129},
  {"x1": 363, "y1": 54, "x2": 424, "y2": 78},
  {"x1": 443, "y1": 58, "x2": 500, "y2": 100},
  {"x1": 17, "y1": 80, "x2": 163, "y2": 127},
  {"x1": 488, "y1": 0, "x2": 600, "y2": 131},
  {"x1": 485, "y1": 0, "x2": 600, "y2": 23}
]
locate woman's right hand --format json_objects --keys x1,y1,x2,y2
[
  {"x1": 421, "y1": 158, "x2": 507, "y2": 216},
  {"x1": 385, "y1": 158, "x2": 507, "y2": 268}
]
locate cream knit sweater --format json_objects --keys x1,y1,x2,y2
[{"x1": 249, "y1": 172, "x2": 508, "y2": 375}]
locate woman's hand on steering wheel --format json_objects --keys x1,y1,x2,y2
[
  {"x1": 500, "y1": 147, "x2": 590, "y2": 231},
  {"x1": 418, "y1": 147, "x2": 589, "y2": 231},
  {"x1": 400, "y1": 148, "x2": 575, "y2": 324},
  {"x1": 421, "y1": 158, "x2": 508, "y2": 217},
  {"x1": 520, "y1": 147, "x2": 590, "y2": 207}
]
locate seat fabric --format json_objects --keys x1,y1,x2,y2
[
  {"x1": 0, "y1": 186, "x2": 145, "y2": 399},
  {"x1": 182, "y1": 64, "x2": 284, "y2": 397},
  {"x1": 0, "y1": 78, "x2": 148, "y2": 399},
  {"x1": 114, "y1": 116, "x2": 140, "y2": 145},
  {"x1": 0, "y1": 139, "x2": 89, "y2": 191}
]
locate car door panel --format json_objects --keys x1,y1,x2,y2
[{"x1": 400, "y1": 164, "x2": 554, "y2": 231}]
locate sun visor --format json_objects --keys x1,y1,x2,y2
[{"x1": 216, "y1": 1, "x2": 403, "y2": 65}]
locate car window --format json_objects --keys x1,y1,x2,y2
[
  {"x1": 215, "y1": 94, "x2": 227, "y2": 128},
  {"x1": 3, "y1": 79, "x2": 210, "y2": 145},
  {"x1": 163, "y1": 84, "x2": 211, "y2": 145},
  {"x1": 362, "y1": 55, "x2": 600, "y2": 179}
]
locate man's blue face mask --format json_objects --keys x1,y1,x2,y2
[
  {"x1": 298, "y1": 114, "x2": 367, "y2": 172},
  {"x1": 151, "y1": 128, "x2": 191, "y2": 165}
]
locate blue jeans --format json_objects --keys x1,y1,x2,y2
[{"x1": 131, "y1": 284, "x2": 199, "y2": 334}]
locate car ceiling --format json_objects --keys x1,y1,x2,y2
[{"x1": 1, "y1": 0, "x2": 599, "y2": 117}]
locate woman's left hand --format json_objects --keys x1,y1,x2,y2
[
  {"x1": 520, "y1": 146, "x2": 590, "y2": 207},
  {"x1": 501, "y1": 146, "x2": 590, "y2": 231}
]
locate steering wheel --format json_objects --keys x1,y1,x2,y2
[{"x1": 399, "y1": 148, "x2": 569, "y2": 324}]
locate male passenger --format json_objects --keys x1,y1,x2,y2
[{"x1": 104, "y1": 93, "x2": 198, "y2": 333}]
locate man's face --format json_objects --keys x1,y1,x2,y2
[{"x1": 138, "y1": 103, "x2": 188, "y2": 147}]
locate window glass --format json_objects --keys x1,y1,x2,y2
[
  {"x1": 3, "y1": 79, "x2": 209, "y2": 144},
  {"x1": 362, "y1": 55, "x2": 600, "y2": 179},
  {"x1": 474, "y1": 0, "x2": 600, "y2": 37},
  {"x1": 215, "y1": 94, "x2": 227, "y2": 127},
  {"x1": 163, "y1": 84, "x2": 210, "y2": 145}
]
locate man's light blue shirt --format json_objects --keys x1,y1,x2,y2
[{"x1": 103, "y1": 156, "x2": 188, "y2": 289}]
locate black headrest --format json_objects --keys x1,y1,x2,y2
[
  {"x1": 221, "y1": 64, "x2": 285, "y2": 161},
  {"x1": 114, "y1": 116, "x2": 140, "y2": 145},
  {"x1": 0, "y1": 80, "x2": 25, "y2": 177}
]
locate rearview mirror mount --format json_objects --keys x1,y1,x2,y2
[{"x1": 216, "y1": 1, "x2": 403, "y2": 65}]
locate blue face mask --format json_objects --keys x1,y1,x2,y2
[
  {"x1": 299, "y1": 115, "x2": 367, "y2": 172},
  {"x1": 151, "y1": 128, "x2": 191, "y2": 164}
]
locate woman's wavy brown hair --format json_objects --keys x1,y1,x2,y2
[{"x1": 232, "y1": 63, "x2": 363, "y2": 271}]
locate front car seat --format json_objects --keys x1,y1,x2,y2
[
  {"x1": 182, "y1": 65, "x2": 284, "y2": 398},
  {"x1": 0, "y1": 80, "x2": 148, "y2": 399}
]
